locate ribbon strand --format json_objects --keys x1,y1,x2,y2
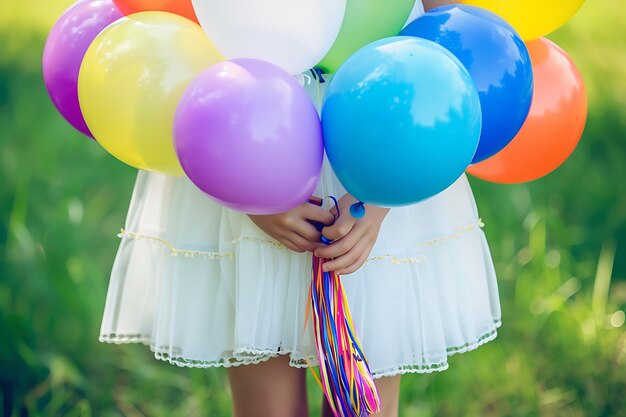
[{"x1": 308, "y1": 195, "x2": 380, "y2": 417}]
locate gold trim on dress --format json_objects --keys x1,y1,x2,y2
[
  {"x1": 363, "y1": 254, "x2": 427, "y2": 266},
  {"x1": 118, "y1": 219, "x2": 484, "y2": 265},
  {"x1": 118, "y1": 229, "x2": 235, "y2": 260},
  {"x1": 415, "y1": 219, "x2": 485, "y2": 248},
  {"x1": 231, "y1": 236, "x2": 287, "y2": 250}
]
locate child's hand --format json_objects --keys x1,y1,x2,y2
[
  {"x1": 314, "y1": 194, "x2": 390, "y2": 275},
  {"x1": 248, "y1": 199, "x2": 336, "y2": 253}
]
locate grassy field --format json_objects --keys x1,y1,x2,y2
[{"x1": 1, "y1": 0, "x2": 625, "y2": 416}]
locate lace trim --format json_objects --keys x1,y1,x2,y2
[
  {"x1": 231, "y1": 235, "x2": 287, "y2": 250},
  {"x1": 99, "y1": 319, "x2": 500, "y2": 378},
  {"x1": 100, "y1": 333, "x2": 149, "y2": 344},
  {"x1": 99, "y1": 333, "x2": 316, "y2": 369},
  {"x1": 363, "y1": 253, "x2": 427, "y2": 266},
  {"x1": 362, "y1": 219, "x2": 485, "y2": 266},
  {"x1": 415, "y1": 219, "x2": 485, "y2": 248},
  {"x1": 118, "y1": 219, "x2": 484, "y2": 266},
  {"x1": 118, "y1": 229, "x2": 235, "y2": 260},
  {"x1": 154, "y1": 347, "x2": 316, "y2": 369},
  {"x1": 372, "y1": 322, "x2": 500, "y2": 378}
]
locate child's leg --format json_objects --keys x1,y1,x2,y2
[
  {"x1": 228, "y1": 355, "x2": 309, "y2": 417},
  {"x1": 320, "y1": 376, "x2": 401, "y2": 417}
]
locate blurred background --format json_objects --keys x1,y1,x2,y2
[{"x1": 1, "y1": 0, "x2": 625, "y2": 416}]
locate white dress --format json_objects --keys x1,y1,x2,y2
[{"x1": 99, "y1": 39, "x2": 501, "y2": 379}]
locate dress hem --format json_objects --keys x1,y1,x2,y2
[{"x1": 99, "y1": 319, "x2": 501, "y2": 379}]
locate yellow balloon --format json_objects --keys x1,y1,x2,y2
[
  {"x1": 458, "y1": 0, "x2": 585, "y2": 40},
  {"x1": 79, "y1": 12, "x2": 223, "y2": 175}
]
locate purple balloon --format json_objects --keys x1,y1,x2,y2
[
  {"x1": 174, "y1": 59, "x2": 324, "y2": 215},
  {"x1": 43, "y1": 0, "x2": 123, "y2": 138}
]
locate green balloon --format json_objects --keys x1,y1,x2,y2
[{"x1": 317, "y1": 1, "x2": 416, "y2": 73}]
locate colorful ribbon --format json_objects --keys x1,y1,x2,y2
[{"x1": 306, "y1": 196, "x2": 380, "y2": 417}]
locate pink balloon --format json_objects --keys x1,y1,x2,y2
[
  {"x1": 43, "y1": 0, "x2": 123, "y2": 138},
  {"x1": 174, "y1": 59, "x2": 324, "y2": 215}
]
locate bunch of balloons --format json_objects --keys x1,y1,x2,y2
[
  {"x1": 43, "y1": 2, "x2": 588, "y2": 416},
  {"x1": 43, "y1": 0, "x2": 587, "y2": 216}
]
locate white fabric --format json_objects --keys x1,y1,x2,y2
[{"x1": 100, "y1": 66, "x2": 501, "y2": 378}]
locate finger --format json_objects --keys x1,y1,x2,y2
[
  {"x1": 314, "y1": 227, "x2": 362, "y2": 259},
  {"x1": 329, "y1": 205, "x2": 338, "y2": 219},
  {"x1": 323, "y1": 237, "x2": 373, "y2": 273},
  {"x1": 337, "y1": 243, "x2": 374, "y2": 275},
  {"x1": 290, "y1": 218, "x2": 323, "y2": 243},
  {"x1": 301, "y1": 203, "x2": 336, "y2": 226},
  {"x1": 279, "y1": 236, "x2": 305, "y2": 253},
  {"x1": 287, "y1": 232, "x2": 325, "y2": 253},
  {"x1": 321, "y1": 213, "x2": 356, "y2": 242}
]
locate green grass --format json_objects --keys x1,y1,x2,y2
[{"x1": 1, "y1": 0, "x2": 625, "y2": 415}]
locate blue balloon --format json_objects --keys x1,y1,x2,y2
[
  {"x1": 401, "y1": 5, "x2": 533, "y2": 163},
  {"x1": 322, "y1": 37, "x2": 481, "y2": 207}
]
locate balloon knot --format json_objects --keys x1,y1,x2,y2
[
  {"x1": 310, "y1": 68, "x2": 326, "y2": 84},
  {"x1": 350, "y1": 202, "x2": 366, "y2": 219}
]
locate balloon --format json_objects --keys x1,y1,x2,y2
[
  {"x1": 322, "y1": 37, "x2": 482, "y2": 207},
  {"x1": 78, "y1": 12, "x2": 223, "y2": 175},
  {"x1": 467, "y1": 38, "x2": 588, "y2": 184},
  {"x1": 113, "y1": 0, "x2": 198, "y2": 23},
  {"x1": 174, "y1": 59, "x2": 324, "y2": 215},
  {"x1": 317, "y1": 0, "x2": 414, "y2": 74},
  {"x1": 43, "y1": 0, "x2": 123, "y2": 138},
  {"x1": 458, "y1": 0, "x2": 585, "y2": 40},
  {"x1": 191, "y1": 0, "x2": 346, "y2": 75},
  {"x1": 401, "y1": 5, "x2": 533, "y2": 163}
]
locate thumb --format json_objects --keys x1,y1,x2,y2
[{"x1": 322, "y1": 212, "x2": 355, "y2": 242}]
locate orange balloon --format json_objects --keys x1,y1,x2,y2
[
  {"x1": 467, "y1": 38, "x2": 587, "y2": 184},
  {"x1": 113, "y1": 0, "x2": 198, "y2": 23}
]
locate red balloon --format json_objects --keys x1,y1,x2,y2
[
  {"x1": 113, "y1": 0, "x2": 198, "y2": 23},
  {"x1": 467, "y1": 38, "x2": 588, "y2": 184}
]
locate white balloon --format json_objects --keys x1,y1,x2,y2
[
  {"x1": 403, "y1": 0, "x2": 425, "y2": 28},
  {"x1": 192, "y1": 0, "x2": 346, "y2": 75}
]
